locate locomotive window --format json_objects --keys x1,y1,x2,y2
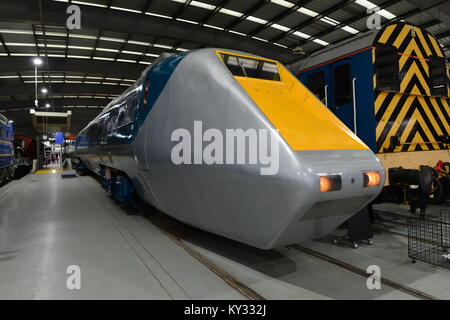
[
  {"x1": 0, "y1": 127, "x2": 3, "y2": 137},
  {"x1": 89, "y1": 124, "x2": 98, "y2": 146},
  {"x1": 307, "y1": 71, "x2": 326, "y2": 102},
  {"x1": 100, "y1": 117, "x2": 107, "y2": 144},
  {"x1": 117, "y1": 103, "x2": 127, "y2": 127},
  {"x1": 124, "y1": 94, "x2": 137, "y2": 124},
  {"x1": 107, "y1": 108, "x2": 120, "y2": 132},
  {"x1": 375, "y1": 45, "x2": 400, "y2": 92},
  {"x1": 428, "y1": 57, "x2": 447, "y2": 97},
  {"x1": 220, "y1": 53, "x2": 281, "y2": 81},
  {"x1": 333, "y1": 64, "x2": 352, "y2": 105}
]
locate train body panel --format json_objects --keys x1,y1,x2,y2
[
  {"x1": 0, "y1": 113, "x2": 15, "y2": 183},
  {"x1": 76, "y1": 48, "x2": 384, "y2": 249},
  {"x1": 13, "y1": 136, "x2": 37, "y2": 167}
]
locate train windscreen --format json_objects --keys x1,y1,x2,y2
[{"x1": 220, "y1": 53, "x2": 281, "y2": 81}]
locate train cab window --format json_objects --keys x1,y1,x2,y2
[
  {"x1": 428, "y1": 57, "x2": 447, "y2": 97},
  {"x1": 0, "y1": 127, "x2": 3, "y2": 137},
  {"x1": 307, "y1": 71, "x2": 326, "y2": 102},
  {"x1": 333, "y1": 64, "x2": 352, "y2": 105},
  {"x1": 375, "y1": 45, "x2": 400, "y2": 92},
  {"x1": 220, "y1": 53, "x2": 281, "y2": 81}
]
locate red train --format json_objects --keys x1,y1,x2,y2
[{"x1": 13, "y1": 136, "x2": 37, "y2": 174}]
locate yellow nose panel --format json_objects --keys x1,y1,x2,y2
[{"x1": 235, "y1": 65, "x2": 368, "y2": 151}]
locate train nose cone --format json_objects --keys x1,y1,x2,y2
[{"x1": 265, "y1": 149, "x2": 385, "y2": 248}]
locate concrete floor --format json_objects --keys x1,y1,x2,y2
[{"x1": 0, "y1": 172, "x2": 448, "y2": 299}]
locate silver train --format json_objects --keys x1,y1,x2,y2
[{"x1": 76, "y1": 49, "x2": 385, "y2": 249}]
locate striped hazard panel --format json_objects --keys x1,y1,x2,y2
[
  {"x1": 375, "y1": 93, "x2": 449, "y2": 152},
  {"x1": 374, "y1": 23, "x2": 450, "y2": 153}
]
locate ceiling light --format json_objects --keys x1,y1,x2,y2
[{"x1": 33, "y1": 58, "x2": 43, "y2": 66}]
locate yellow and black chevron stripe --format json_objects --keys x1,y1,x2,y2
[
  {"x1": 375, "y1": 93, "x2": 449, "y2": 152},
  {"x1": 373, "y1": 23, "x2": 449, "y2": 154}
]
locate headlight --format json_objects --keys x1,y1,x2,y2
[
  {"x1": 363, "y1": 171, "x2": 381, "y2": 187},
  {"x1": 319, "y1": 174, "x2": 342, "y2": 192}
]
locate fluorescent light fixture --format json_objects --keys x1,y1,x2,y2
[{"x1": 271, "y1": 0, "x2": 294, "y2": 8}]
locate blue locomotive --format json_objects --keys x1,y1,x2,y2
[{"x1": 0, "y1": 113, "x2": 15, "y2": 185}]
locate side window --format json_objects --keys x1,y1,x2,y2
[
  {"x1": 100, "y1": 118, "x2": 107, "y2": 144},
  {"x1": 375, "y1": 45, "x2": 400, "y2": 92},
  {"x1": 0, "y1": 127, "x2": 3, "y2": 137},
  {"x1": 333, "y1": 64, "x2": 352, "y2": 105},
  {"x1": 307, "y1": 71, "x2": 325, "y2": 102},
  {"x1": 428, "y1": 57, "x2": 447, "y2": 97},
  {"x1": 117, "y1": 103, "x2": 127, "y2": 127},
  {"x1": 124, "y1": 94, "x2": 137, "y2": 124},
  {"x1": 96, "y1": 121, "x2": 103, "y2": 144},
  {"x1": 88, "y1": 124, "x2": 97, "y2": 147},
  {"x1": 107, "y1": 108, "x2": 119, "y2": 132}
]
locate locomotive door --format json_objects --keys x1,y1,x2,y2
[{"x1": 327, "y1": 59, "x2": 357, "y2": 133}]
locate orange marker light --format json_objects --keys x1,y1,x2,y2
[
  {"x1": 319, "y1": 175, "x2": 342, "y2": 192},
  {"x1": 320, "y1": 176, "x2": 332, "y2": 193},
  {"x1": 363, "y1": 171, "x2": 381, "y2": 187}
]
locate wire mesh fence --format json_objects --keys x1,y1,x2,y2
[{"x1": 407, "y1": 209, "x2": 450, "y2": 269}]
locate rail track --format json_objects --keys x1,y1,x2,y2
[
  {"x1": 143, "y1": 213, "x2": 266, "y2": 300},
  {"x1": 148, "y1": 207, "x2": 440, "y2": 300},
  {"x1": 85, "y1": 174, "x2": 442, "y2": 300},
  {"x1": 290, "y1": 244, "x2": 439, "y2": 300}
]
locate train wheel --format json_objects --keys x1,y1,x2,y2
[
  {"x1": 0, "y1": 169, "x2": 5, "y2": 185},
  {"x1": 438, "y1": 175, "x2": 450, "y2": 200},
  {"x1": 428, "y1": 177, "x2": 444, "y2": 204}
]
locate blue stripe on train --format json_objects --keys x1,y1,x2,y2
[
  {"x1": 106, "y1": 52, "x2": 189, "y2": 146},
  {"x1": 136, "y1": 52, "x2": 188, "y2": 128}
]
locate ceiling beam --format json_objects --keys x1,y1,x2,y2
[
  {"x1": 224, "y1": 0, "x2": 270, "y2": 31},
  {"x1": 198, "y1": 0, "x2": 233, "y2": 25},
  {"x1": 248, "y1": 0, "x2": 315, "y2": 38},
  {"x1": 294, "y1": 0, "x2": 449, "y2": 55},
  {"x1": 0, "y1": 98, "x2": 112, "y2": 110},
  {"x1": 0, "y1": 56, "x2": 144, "y2": 79},
  {"x1": 0, "y1": 0, "x2": 295, "y2": 63},
  {"x1": 293, "y1": 0, "x2": 403, "y2": 48},
  {"x1": 270, "y1": 0, "x2": 357, "y2": 43},
  {"x1": 0, "y1": 83, "x2": 126, "y2": 96}
]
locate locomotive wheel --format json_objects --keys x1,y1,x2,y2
[
  {"x1": 438, "y1": 175, "x2": 450, "y2": 200},
  {"x1": 428, "y1": 177, "x2": 444, "y2": 204}
]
